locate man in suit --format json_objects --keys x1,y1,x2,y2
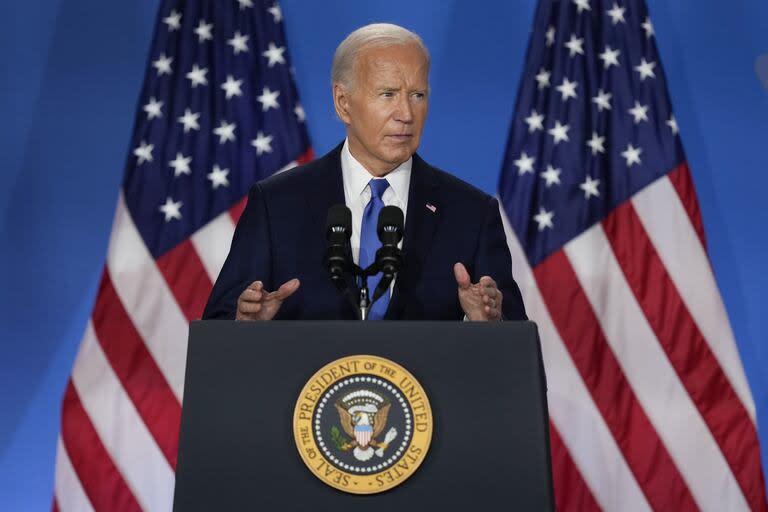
[{"x1": 203, "y1": 23, "x2": 526, "y2": 322}]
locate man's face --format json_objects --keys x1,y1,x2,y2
[{"x1": 334, "y1": 43, "x2": 429, "y2": 176}]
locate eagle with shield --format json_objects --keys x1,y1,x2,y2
[{"x1": 333, "y1": 389, "x2": 398, "y2": 462}]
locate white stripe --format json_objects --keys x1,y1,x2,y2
[
  {"x1": 71, "y1": 321, "x2": 175, "y2": 512},
  {"x1": 190, "y1": 210, "x2": 236, "y2": 282},
  {"x1": 54, "y1": 436, "x2": 95, "y2": 512},
  {"x1": 632, "y1": 177, "x2": 756, "y2": 421},
  {"x1": 106, "y1": 192, "x2": 187, "y2": 401},
  {"x1": 565, "y1": 224, "x2": 748, "y2": 510},
  {"x1": 500, "y1": 205, "x2": 651, "y2": 512}
]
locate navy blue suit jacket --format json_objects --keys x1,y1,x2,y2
[{"x1": 202, "y1": 144, "x2": 526, "y2": 320}]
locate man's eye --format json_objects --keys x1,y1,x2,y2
[
  {"x1": 412, "y1": 92, "x2": 426, "y2": 100},
  {"x1": 381, "y1": 92, "x2": 394, "y2": 98}
]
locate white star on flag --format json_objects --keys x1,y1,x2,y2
[
  {"x1": 143, "y1": 97, "x2": 163, "y2": 120},
  {"x1": 294, "y1": 104, "x2": 306, "y2": 122},
  {"x1": 642, "y1": 17, "x2": 655, "y2": 38},
  {"x1": 213, "y1": 120, "x2": 237, "y2": 144},
  {"x1": 541, "y1": 165, "x2": 562, "y2": 187},
  {"x1": 159, "y1": 197, "x2": 182, "y2": 221},
  {"x1": 207, "y1": 165, "x2": 230, "y2": 189},
  {"x1": 514, "y1": 152, "x2": 535, "y2": 175},
  {"x1": 564, "y1": 35, "x2": 585, "y2": 57},
  {"x1": 599, "y1": 46, "x2": 621, "y2": 68},
  {"x1": 621, "y1": 143, "x2": 643, "y2": 167},
  {"x1": 556, "y1": 78, "x2": 578, "y2": 101},
  {"x1": 186, "y1": 64, "x2": 208, "y2": 87},
  {"x1": 194, "y1": 20, "x2": 213, "y2": 43},
  {"x1": 592, "y1": 89, "x2": 612, "y2": 111},
  {"x1": 548, "y1": 121, "x2": 570, "y2": 144},
  {"x1": 257, "y1": 86, "x2": 280, "y2": 111},
  {"x1": 535, "y1": 68, "x2": 551, "y2": 90},
  {"x1": 228, "y1": 31, "x2": 250, "y2": 54},
  {"x1": 606, "y1": 3, "x2": 626, "y2": 24},
  {"x1": 163, "y1": 10, "x2": 181, "y2": 31},
  {"x1": 525, "y1": 110, "x2": 545, "y2": 133},
  {"x1": 629, "y1": 101, "x2": 649, "y2": 124},
  {"x1": 572, "y1": 0, "x2": 591, "y2": 13},
  {"x1": 152, "y1": 53, "x2": 173, "y2": 76},
  {"x1": 262, "y1": 42, "x2": 286, "y2": 67},
  {"x1": 546, "y1": 26, "x2": 556, "y2": 47},
  {"x1": 221, "y1": 75, "x2": 243, "y2": 99},
  {"x1": 533, "y1": 207, "x2": 555, "y2": 231},
  {"x1": 169, "y1": 152, "x2": 192, "y2": 177},
  {"x1": 178, "y1": 108, "x2": 201, "y2": 132},
  {"x1": 268, "y1": 2, "x2": 282, "y2": 23},
  {"x1": 237, "y1": 0, "x2": 254, "y2": 9},
  {"x1": 635, "y1": 58, "x2": 657, "y2": 81},
  {"x1": 580, "y1": 176, "x2": 601, "y2": 198},
  {"x1": 586, "y1": 132, "x2": 606, "y2": 154},
  {"x1": 134, "y1": 141, "x2": 154, "y2": 164},
  {"x1": 251, "y1": 131, "x2": 274, "y2": 155},
  {"x1": 667, "y1": 115, "x2": 679, "y2": 135}
]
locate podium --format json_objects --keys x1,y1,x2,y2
[{"x1": 174, "y1": 321, "x2": 554, "y2": 511}]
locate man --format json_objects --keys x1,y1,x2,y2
[{"x1": 203, "y1": 23, "x2": 526, "y2": 322}]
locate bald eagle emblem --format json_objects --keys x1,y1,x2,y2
[{"x1": 333, "y1": 389, "x2": 398, "y2": 462}]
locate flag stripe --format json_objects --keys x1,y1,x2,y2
[
  {"x1": 632, "y1": 176, "x2": 757, "y2": 421},
  {"x1": 549, "y1": 424, "x2": 601, "y2": 512},
  {"x1": 190, "y1": 211, "x2": 237, "y2": 282},
  {"x1": 60, "y1": 380, "x2": 142, "y2": 512},
  {"x1": 156, "y1": 239, "x2": 213, "y2": 321},
  {"x1": 501, "y1": 205, "x2": 651, "y2": 511},
  {"x1": 106, "y1": 192, "x2": 188, "y2": 401},
  {"x1": 54, "y1": 437, "x2": 95, "y2": 512},
  {"x1": 228, "y1": 196, "x2": 248, "y2": 226},
  {"x1": 92, "y1": 270, "x2": 182, "y2": 469},
  {"x1": 534, "y1": 250, "x2": 699, "y2": 511},
  {"x1": 567, "y1": 223, "x2": 749, "y2": 510},
  {"x1": 72, "y1": 321, "x2": 176, "y2": 511},
  {"x1": 604, "y1": 199, "x2": 768, "y2": 509},
  {"x1": 667, "y1": 162, "x2": 706, "y2": 249}
]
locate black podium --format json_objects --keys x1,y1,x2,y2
[{"x1": 174, "y1": 321, "x2": 554, "y2": 511}]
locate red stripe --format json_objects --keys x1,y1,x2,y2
[
  {"x1": 51, "y1": 498, "x2": 59, "y2": 512},
  {"x1": 60, "y1": 380, "x2": 142, "y2": 512},
  {"x1": 534, "y1": 252, "x2": 698, "y2": 511},
  {"x1": 549, "y1": 422, "x2": 601, "y2": 511},
  {"x1": 667, "y1": 162, "x2": 707, "y2": 249},
  {"x1": 92, "y1": 270, "x2": 181, "y2": 470},
  {"x1": 296, "y1": 147, "x2": 315, "y2": 165},
  {"x1": 604, "y1": 201, "x2": 768, "y2": 511},
  {"x1": 156, "y1": 239, "x2": 213, "y2": 321},
  {"x1": 229, "y1": 196, "x2": 248, "y2": 225}
]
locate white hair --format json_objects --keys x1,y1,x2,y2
[{"x1": 331, "y1": 23, "x2": 430, "y2": 90}]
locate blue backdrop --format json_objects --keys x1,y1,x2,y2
[{"x1": 1, "y1": 1, "x2": 766, "y2": 509}]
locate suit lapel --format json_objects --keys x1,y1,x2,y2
[{"x1": 385, "y1": 154, "x2": 441, "y2": 319}]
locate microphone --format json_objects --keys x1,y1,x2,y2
[
  {"x1": 323, "y1": 204, "x2": 353, "y2": 288},
  {"x1": 371, "y1": 205, "x2": 404, "y2": 302}
]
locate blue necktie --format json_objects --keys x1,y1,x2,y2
[{"x1": 359, "y1": 179, "x2": 390, "y2": 320}]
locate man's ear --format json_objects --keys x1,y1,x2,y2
[{"x1": 332, "y1": 83, "x2": 352, "y2": 125}]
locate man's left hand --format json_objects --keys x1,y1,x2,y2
[{"x1": 453, "y1": 263, "x2": 503, "y2": 321}]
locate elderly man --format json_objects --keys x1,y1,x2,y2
[{"x1": 203, "y1": 23, "x2": 526, "y2": 321}]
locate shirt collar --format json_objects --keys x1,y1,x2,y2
[{"x1": 341, "y1": 138, "x2": 412, "y2": 205}]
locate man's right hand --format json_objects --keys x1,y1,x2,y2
[{"x1": 235, "y1": 279, "x2": 300, "y2": 321}]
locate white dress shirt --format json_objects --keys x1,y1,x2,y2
[{"x1": 340, "y1": 138, "x2": 411, "y2": 264}]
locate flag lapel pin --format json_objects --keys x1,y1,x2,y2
[{"x1": 425, "y1": 203, "x2": 437, "y2": 213}]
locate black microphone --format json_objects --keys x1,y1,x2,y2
[
  {"x1": 323, "y1": 204, "x2": 353, "y2": 287},
  {"x1": 371, "y1": 205, "x2": 404, "y2": 302}
]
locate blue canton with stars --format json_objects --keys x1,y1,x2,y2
[
  {"x1": 123, "y1": 0, "x2": 310, "y2": 259},
  {"x1": 499, "y1": 0, "x2": 685, "y2": 267}
]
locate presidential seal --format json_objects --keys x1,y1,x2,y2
[{"x1": 293, "y1": 355, "x2": 433, "y2": 494}]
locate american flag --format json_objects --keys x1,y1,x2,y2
[
  {"x1": 498, "y1": 0, "x2": 767, "y2": 510},
  {"x1": 52, "y1": 1, "x2": 312, "y2": 510}
]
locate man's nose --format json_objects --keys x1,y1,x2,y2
[{"x1": 393, "y1": 94, "x2": 414, "y2": 123}]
